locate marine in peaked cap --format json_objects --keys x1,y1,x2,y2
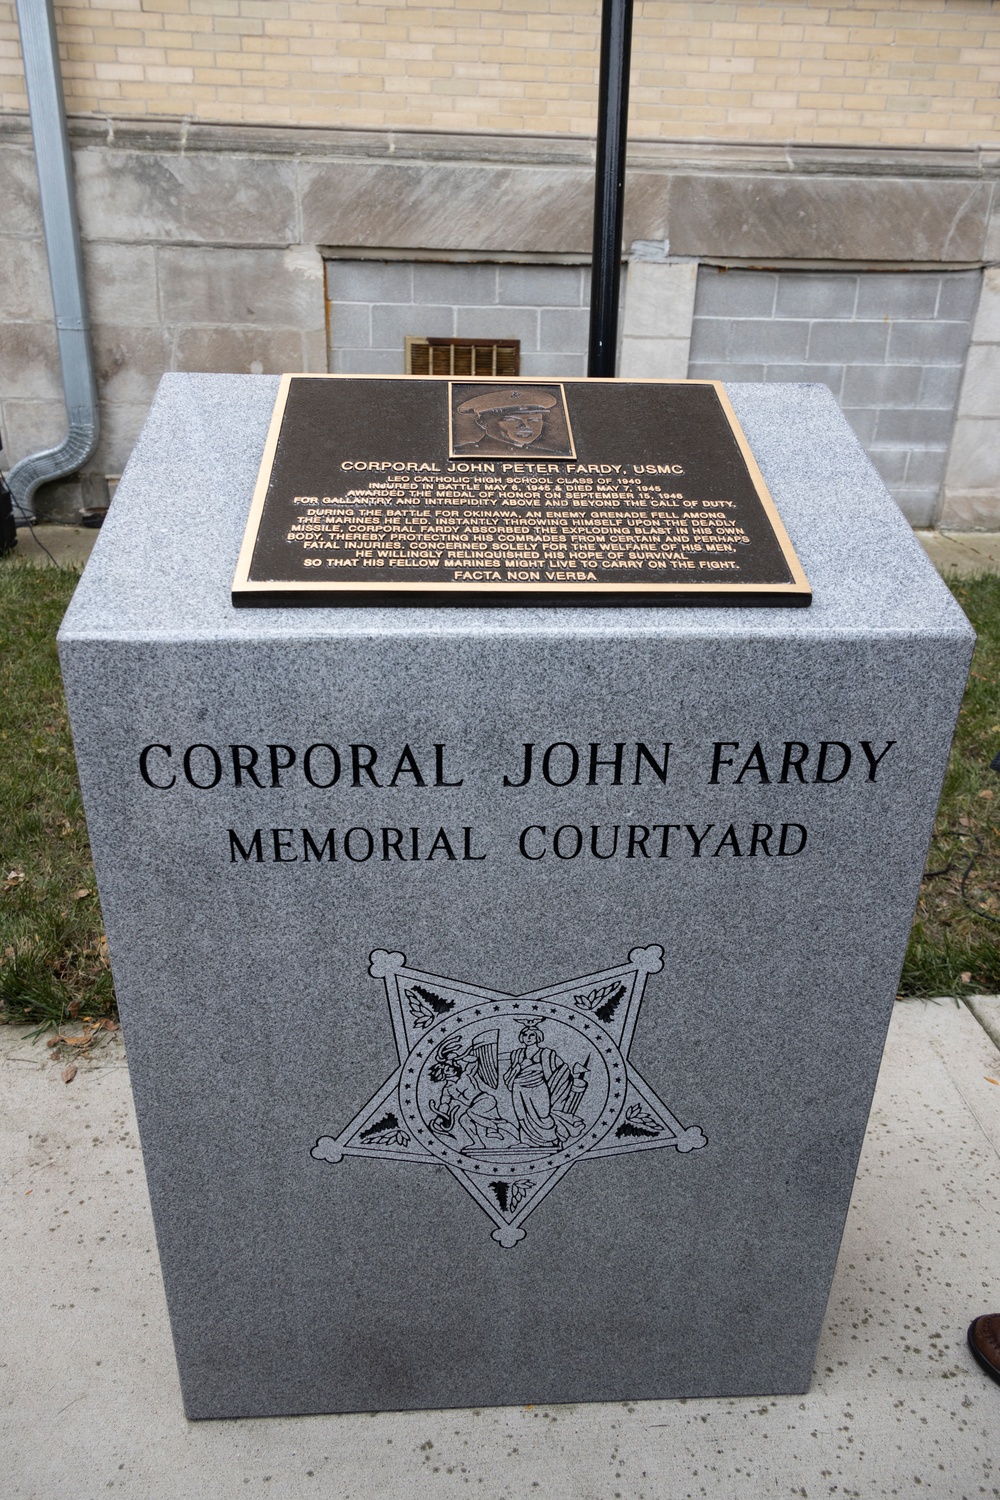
[{"x1": 452, "y1": 385, "x2": 572, "y2": 456}]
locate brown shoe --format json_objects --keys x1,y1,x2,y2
[{"x1": 968, "y1": 1315, "x2": 1000, "y2": 1385}]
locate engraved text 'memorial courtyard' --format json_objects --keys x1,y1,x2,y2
[{"x1": 311, "y1": 945, "x2": 707, "y2": 1246}]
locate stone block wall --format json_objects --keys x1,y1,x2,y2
[
  {"x1": 1, "y1": 235, "x2": 327, "y2": 506},
  {"x1": 942, "y1": 267, "x2": 1000, "y2": 529},
  {"x1": 5, "y1": 116, "x2": 1000, "y2": 527},
  {"x1": 326, "y1": 261, "x2": 592, "y2": 378},
  {"x1": 619, "y1": 259, "x2": 698, "y2": 380},
  {"x1": 0, "y1": 122, "x2": 329, "y2": 513},
  {"x1": 688, "y1": 268, "x2": 981, "y2": 527}
]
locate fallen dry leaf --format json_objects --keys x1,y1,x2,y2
[
  {"x1": 961, "y1": 971, "x2": 972, "y2": 983},
  {"x1": 61, "y1": 1064, "x2": 77, "y2": 1084},
  {"x1": 67, "y1": 999, "x2": 81, "y2": 1019},
  {"x1": 986, "y1": 1078, "x2": 999, "y2": 1086},
  {"x1": 98, "y1": 1019, "x2": 119, "y2": 1032},
  {"x1": 3, "y1": 869, "x2": 25, "y2": 892},
  {"x1": 978, "y1": 789, "x2": 994, "y2": 800},
  {"x1": 46, "y1": 1036, "x2": 59, "y2": 1049},
  {"x1": 72, "y1": 888, "x2": 91, "y2": 900}
]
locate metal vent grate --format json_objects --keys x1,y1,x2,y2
[{"x1": 405, "y1": 336, "x2": 520, "y2": 377}]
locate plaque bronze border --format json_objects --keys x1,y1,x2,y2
[{"x1": 232, "y1": 374, "x2": 812, "y2": 605}]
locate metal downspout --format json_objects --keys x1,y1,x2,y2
[{"x1": 8, "y1": 0, "x2": 98, "y2": 525}]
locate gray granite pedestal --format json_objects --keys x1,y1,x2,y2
[{"x1": 59, "y1": 375, "x2": 972, "y2": 1418}]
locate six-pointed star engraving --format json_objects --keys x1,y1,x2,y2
[{"x1": 311, "y1": 945, "x2": 707, "y2": 1247}]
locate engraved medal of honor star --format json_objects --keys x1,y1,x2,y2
[{"x1": 311, "y1": 945, "x2": 707, "y2": 1247}]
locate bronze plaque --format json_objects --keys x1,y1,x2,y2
[{"x1": 232, "y1": 375, "x2": 811, "y2": 605}]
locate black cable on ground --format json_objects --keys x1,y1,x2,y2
[
  {"x1": 0, "y1": 433, "x2": 18, "y2": 557},
  {"x1": 923, "y1": 825, "x2": 1000, "y2": 927}
]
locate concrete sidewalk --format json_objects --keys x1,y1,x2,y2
[
  {"x1": 916, "y1": 529, "x2": 1000, "y2": 577},
  {"x1": 2, "y1": 999, "x2": 999, "y2": 1499},
  {"x1": 4, "y1": 523, "x2": 101, "y2": 569}
]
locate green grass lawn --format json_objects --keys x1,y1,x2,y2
[
  {"x1": 901, "y1": 573, "x2": 1000, "y2": 995},
  {"x1": 0, "y1": 563, "x2": 114, "y2": 1031},
  {"x1": 0, "y1": 561, "x2": 997, "y2": 1029}
]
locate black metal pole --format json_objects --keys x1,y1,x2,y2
[{"x1": 587, "y1": 0, "x2": 634, "y2": 377}]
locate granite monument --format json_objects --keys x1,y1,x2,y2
[{"x1": 58, "y1": 374, "x2": 972, "y2": 1418}]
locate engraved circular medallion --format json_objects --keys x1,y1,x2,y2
[{"x1": 398, "y1": 998, "x2": 627, "y2": 1173}]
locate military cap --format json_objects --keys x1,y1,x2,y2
[{"x1": 457, "y1": 387, "x2": 558, "y2": 417}]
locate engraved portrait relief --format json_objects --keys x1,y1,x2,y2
[{"x1": 449, "y1": 383, "x2": 576, "y2": 459}]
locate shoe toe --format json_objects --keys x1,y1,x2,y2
[{"x1": 968, "y1": 1314, "x2": 1000, "y2": 1386}]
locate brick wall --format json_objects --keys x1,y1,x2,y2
[
  {"x1": 327, "y1": 260, "x2": 592, "y2": 377},
  {"x1": 4, "y1": 0, "x2": 1000, "y2": 146},
  {"x1": 688, "y1": 267, "x2": 981, "y2": 527}
]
